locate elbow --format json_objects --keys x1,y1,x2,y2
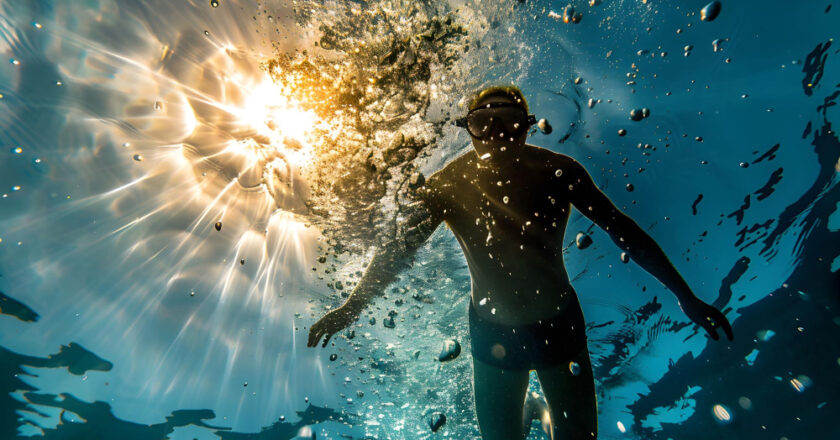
[
  {"x1": 611, "y1": 233, "x2": 635, "y2": 257},
  {"x1": 607, "y1": 216, "x2": 645, "y2": 255}
]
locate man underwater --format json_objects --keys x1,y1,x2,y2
[{"x1": 308, "y1": 85, "x2": 733, "y2": 439}]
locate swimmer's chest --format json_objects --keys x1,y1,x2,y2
[{"x1": 438, "y1": 164, "x2": 571, "y2": 246}]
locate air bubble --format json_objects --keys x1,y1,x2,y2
[
  {"x1": 575, "y1": 232, "x2": 592, "y2": 249},
  {"x1": 438, "y1": 339, "x2": 461, "y2": 362},
  {"x1": 537, "y1": 118, "x2": 553, "y2": 134},
  {"x1": 712, "y1": 404, "x2": 731, "y2": 422},
  {"x1": 700, "y1": 1, "x2": 722, "y2": 22},
  {"x1": 629, "y1": 108, "x2": 650, "y2": 121}
]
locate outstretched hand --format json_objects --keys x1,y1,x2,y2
[
  {"x1": 679, "y1": 297, "x2": 734, "y2": 341},
  {"x1": 307, "y1": 305, "x2": 359, "y2": 348}
]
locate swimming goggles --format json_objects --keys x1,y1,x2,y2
[{"x1": 454, "y1": 102, "x2": 537, "y2": 139}]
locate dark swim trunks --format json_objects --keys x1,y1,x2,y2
[{"x1": 468, "y1": 301, "x2": 587, "y2": 371}]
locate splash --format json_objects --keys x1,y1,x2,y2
[{"x1": 259, "y1": 3, "x2": 475, "y2": 255}]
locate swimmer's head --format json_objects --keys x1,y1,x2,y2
[{"x1": 464, "y1": 85, "x2": 532, "y2": 161}]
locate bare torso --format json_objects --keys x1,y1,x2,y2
[{"x1": 422, "y1": 145, "x2": 582, "y2": 326}]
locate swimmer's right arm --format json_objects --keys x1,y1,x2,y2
[
  {"x1": 307, "y1": 198, "x2": 443, "y2": 347},
  {"x1": 562, "y1": 157, "x2": 733, "y2": 341}
]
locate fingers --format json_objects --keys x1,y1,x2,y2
[
  {"x1": 308, "y1": 323, "x2": 325, "y2": 348},
  {"x1": 720, "y1": 316, "x2": 734, "y2": 341},
  {"x1": 307, "y1": 322, "x2": 336, "y2": 348},
  {"x1": 708, "y1": 309, "x2": 734, "y2": 341},
  {"x1": 705, "y1": 322, "x2": 720, "y2": 340},
  {"x1": 700, "y1": 318, "x2": 719, "y2": 340},
  {"x1": 307, "y1": 327, "x2": 319, "y2": 347},
  {"x1": 703, "y1": 311, "x2": 734, "y2": 341}
]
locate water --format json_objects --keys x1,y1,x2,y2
[{"x1": 0, "y1": 1, "x2": 838, "y2": 439}]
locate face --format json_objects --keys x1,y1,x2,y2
[{"x1": 468, "y1": 95, "x2": 529, "y2": 161}]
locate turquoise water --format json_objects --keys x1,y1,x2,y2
[{"x1": 0, "y1": 1, "x2": 838, "y2": 439}]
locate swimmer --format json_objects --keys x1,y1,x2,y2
[{"x1": 308, "y1": 85, "x2": 733, "y2": 439}]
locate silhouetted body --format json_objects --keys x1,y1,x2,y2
[
  {"x1": 422, "y1": 146, "x2": 583, "y2": 326},
  {"x1": 308, "y1": 89, "x2": 732, "y2": 440}
]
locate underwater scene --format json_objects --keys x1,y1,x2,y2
[{"x1": 0, "y1": 0, "x2": 838, "y2": 439}]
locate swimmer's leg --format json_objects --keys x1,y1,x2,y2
[
  {"x1": 535, "y1": 345, "x2": 598, "y2": 439},
  {"x1": 472, "y1": 357, "x2": 530, "y2": 440}
]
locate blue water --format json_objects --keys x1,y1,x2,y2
[{"x1": 0, "y1": 1, "x2": 838, "y2": 439}]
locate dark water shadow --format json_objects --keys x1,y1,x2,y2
[
  {"x1": 627, "y1": 40, "x2": 840, "y2": 439},
  {"x1": 0, "y1": 293, "x2": 357, "y2": 439}
]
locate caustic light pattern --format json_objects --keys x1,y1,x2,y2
[{"x1": 0, "y1": 1, "x2": 838, "y2": 439}]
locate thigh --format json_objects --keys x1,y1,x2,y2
[
  {"x1": 472, "y1": 357, "x2": 530, "y2": 440},
  {"x1": 535, "y1": 345, "x2": 598, "y2": 439}
]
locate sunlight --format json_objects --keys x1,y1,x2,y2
[{"x1": 234, "y1": 78, "x2": 320, "y2": 167}]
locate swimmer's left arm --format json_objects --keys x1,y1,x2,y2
[
  {"x1": 344, "y1": 201, "x2": 443, "y2": 312},
  {"x1": 563, "y1": 157, "x2": 733, "y2": 341},
  {"x1": 307, "y1": 198, "x2": 443, "y2": 347}
]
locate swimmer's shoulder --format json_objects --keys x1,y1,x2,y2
[
  {"x1": 417, "y1": 150, "x2": 475, "y2": 209},
  {"x1": 523, "y1": 144, "x2": 580, "y2": 174},
  {"x1": 425, "y1": 150, "x2": 476, "y2": 187}
]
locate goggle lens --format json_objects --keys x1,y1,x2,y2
[
  {"x1": 455, "y1": 104, "x2": 535, "y2": 139},
  {"x1": 467, "y1": 107, "x2": 529, "y2": 138}
]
